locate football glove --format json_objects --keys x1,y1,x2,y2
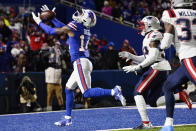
[
  {"x1": 40, "y1": 5, "x2": 56, "y2": 13},
  {"x1": 122, "y1": 65, "x2": 142, "y2": 73},
  {"x1": 32, "y1": 12, "x2": 41, "y2": 25},
  {"x1": 119, "y1": 51, "x2": 132, "y2": 62}
]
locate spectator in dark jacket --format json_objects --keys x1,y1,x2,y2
[
  {"x1": 100, "y1": 42, "x2": 120, "y2": 69},
  {"x1": 0, "y1": 18, "x2": 12, "y2": 43},
  {"x1": 120, "y1": 39, "x2": 137, "y2": 67}
]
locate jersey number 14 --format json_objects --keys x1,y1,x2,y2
[{"x1": 79, "y1": 35, "x2": 89, "y2": 52}]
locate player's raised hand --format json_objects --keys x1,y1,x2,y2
[
  {"x1": 119, "y1": 51, "x2": 132, "y2": 62},
  {"x1": 41, "y1": 5, "x2": 56, "y2": 13},
  {"x1": 32, "y1": 12, "x2": 41, "y2": 25},
  {"x1": 122, "y1": 65, "x2": 141, "y2": 73}
]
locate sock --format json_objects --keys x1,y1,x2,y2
[
  {"x1": 174, "y1": 93, "x2": 180, "y2": 100},
  {"x1": 134, "y1": 95, "x2": 150, "y2": 122},
  {"x1": 83, "y1": 87, "x2": 112, "y2": 98},
  {"x1": 156, "y1": 96, "x2": 165, "y2": 107},
  {"x1": 65, "y1": 88, "x2": 74, "y2": 116},
  {"x1": 164, "y1": 117, "x2": 173, "y2": 126},
  {"x1": 111, "y1": 89, "x2": 115, "y2": 96},
  {"x1": 65, "y1": 116, "x2": 71, "y2": 119}
]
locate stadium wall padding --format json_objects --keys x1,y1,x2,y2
[{"x1": 0, "y1": 71, "x2": 140, "y2": 114}]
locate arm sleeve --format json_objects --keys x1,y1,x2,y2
[
  {"x1": 39, "y1": 22, "x2": 56, "y2": 35},
  {"x1": 67, "y1": 21, "x2": 78, "y2": 32},
  {"x1": 161, "y1": 10, "x2": 173, "y2": 24},
  {"x1": 160, "y1": 33, "x2": 174, "y2": 50},
  {"x1": 51, "y1": 18, "x2": 65, "y2": 28},
  {"x1": 139, "y1": 48, "x2": 159, "y2": 68},
  {"x1": 129, "y1": 54, "x2": 145, "y2": 63}
]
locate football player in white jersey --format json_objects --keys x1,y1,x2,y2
[
  {"x1": 119, "y1": 16, "x2": 192, "y2": 129},
  {"x1": 159, "y1": 0, "x2": 195, "y2": 131}
]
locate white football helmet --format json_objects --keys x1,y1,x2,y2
[
  {"x1": 170, "y1": 0, "x2": 192, "y2": 8},
  {"x1": 137, "y1": 16, "x2": 161, "y2": 36},
  {"x1": 72, "y1": 9, "x2": 96, "y2": 28}
]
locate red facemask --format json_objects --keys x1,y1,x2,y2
[{"x1": 137, "y1": 21, "x2": 145, "y2": 35}]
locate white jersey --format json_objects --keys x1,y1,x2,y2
[
  {"x1": 143, "y1": 31, "x2": 171, "y2": 71},
  {"x1": 161, "y1": 8, "x2": 196, "y2": 60}
]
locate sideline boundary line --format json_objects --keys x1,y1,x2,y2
[
  {"x1": 1, "y1": 102, "x2": 196, "y2": 117},
  {"x1": 96, "y1": 123, "x2": 196, "y2": 131}
]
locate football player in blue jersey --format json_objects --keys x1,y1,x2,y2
[{"x1": 32, "y1": 5, "x2": 126, "y2": 126}]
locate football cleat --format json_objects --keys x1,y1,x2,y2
[
  {"x1": 113, "y1": 85, "x2": 126, "y2": 106},
  {"x1": 133, "y1": 122, "x2": 152, "y2": 129},
  {"x1": 54, "y1": 116, "x2": 72, "y2": 126},
  {"x1": 179, "y1": 90, "x2": 192, "y2": 110},
  {"x1": 159, "y1": 126, "x2": 174, "y2": 131}
]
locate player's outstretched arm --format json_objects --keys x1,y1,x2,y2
[
  {"x1": 122, "y1": 41, "x2": 160, "y2": 73},
  {"x1": 40, "y1": 5, "x2": 65, "y2": 28},
  {"x1": 51, "y1": 18, "x2": 65, "y2": 28},
  {"x1": 119, "y1": 51, "x2": 145, "y2": 63},
  {"x1": 32, "y1": 12, "x2": 73, "y2": 36}
]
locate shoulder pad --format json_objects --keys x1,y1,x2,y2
[{"x1": 148, "y1": 31, "x2": 163, "y2": 42}]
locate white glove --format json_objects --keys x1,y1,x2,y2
[
  {"x1": 32, "y1": 12, "x2": 41, "y2": 25},
  {"x1": 122, "y1": 65, "x2": 142, "y2": 73},
  {"x1": 40, "y1": 5, "x2": 56, "y2": 13},
  {"x1": 119, "y1": 51, "x2": 132, "y2": 62}
]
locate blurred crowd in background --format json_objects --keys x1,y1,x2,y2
[
  {"x1": 0, "y1": 0, "x2": 171, "y2": 73},
  {"x1": 0, "y1": 1, "x2": 140, "y2": 73},
  {"x1": 69, "y1": 0, "x2": 170, "y2": 25}
]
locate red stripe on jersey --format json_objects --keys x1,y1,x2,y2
[
  {"x1": 70, "y1": 23, "x2": 77, "y2": 28},
  {"x1": 147, "y1": 31, "x2": 154, "y2": 38},
  {"x1": 171, "y1": 9, "x2": 176, "y2": 17},
  {"x1": 167, "y1": 10, "x2": 172, "y2": 18},
  {"x1": 68, "y1": 24, "x2": 77, "y2": 30}
]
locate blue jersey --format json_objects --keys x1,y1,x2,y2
[{"x1": 67, "y1": 21, "x2": 90, "y2": 62}]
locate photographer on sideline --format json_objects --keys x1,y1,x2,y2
[{"x1": 17, "y1": 76, "x2": 41, "y2": 113}]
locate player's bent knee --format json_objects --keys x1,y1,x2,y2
[
  {"x1": 162, "y1": 81, "x2": 174, "y2": 93},
  {"x1": 83, "y1": 90, "x2": 90, "y2": 98}
]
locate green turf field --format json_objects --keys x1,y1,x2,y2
[{"x1": 118, "y1": 125, "x2": 196, "y2": 131}]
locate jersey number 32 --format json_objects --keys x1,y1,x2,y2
[{"x1": 176, "y1": 18, "x2": 196, "y2": 41}]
